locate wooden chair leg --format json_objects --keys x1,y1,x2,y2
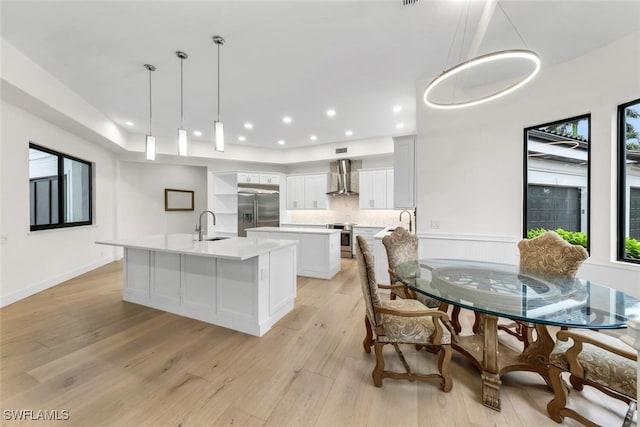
[
  {"x1": 438, "y1": 344, "x2": 453, "y2": 392},
  {"x1": 363, "y1": 316, "x2": 373, "y2": 353},
  {"x1": 546, "y1": 365, "x2": 568, "y2": 423},
  {"x1": 373, "y1": 341, "x2": 386, "y2": 387}
]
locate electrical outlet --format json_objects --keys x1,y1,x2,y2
[
  {"x1": 0, "y1": 235, "x2": 7, "y2": 244},
  {"x1": 430, "y1": 220, "x2": 440, "y2": 229}
]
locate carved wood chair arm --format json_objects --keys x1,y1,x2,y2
[
  {"x1": 374, "y1": 306, "x2": 449, "y2": 321},
  {"x1": 557, "y1": 329, "x2": 638, "y2": 362}
]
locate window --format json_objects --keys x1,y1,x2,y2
[
  {"x1": 523, "y1": 115, "x2": 590, "y2": 251},
  {"x1": 29, "y1": 143, "x2": 92, "y2": 231},
  {"x1": 618, "y1": 99, "x2": 640, "y2": 263}
]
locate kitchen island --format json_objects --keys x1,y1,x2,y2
[
  {"x1": 246, "y1": 227, "x2": 341, "y2": 279},
  {"x1": 96, "y1": 233, "x2": 297, "y2": 337}
]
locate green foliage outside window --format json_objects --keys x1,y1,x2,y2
[{"x1": 527, "y1": 227, "x2": 640, "y2": 260}]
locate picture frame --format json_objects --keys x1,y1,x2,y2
[{"x1": 164, "y1": 188, "x2": 194, "y2": 211}]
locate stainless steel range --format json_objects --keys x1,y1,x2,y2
[{"x1": 326, "y1": 223, "x2": 354, "y2": 258}]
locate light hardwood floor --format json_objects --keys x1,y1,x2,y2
[{"x1": 1, "y1": 259, "x2": 635, "y2": 426}]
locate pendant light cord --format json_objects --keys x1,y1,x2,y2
[
  {"x1": 217, "y1": 42, "x2": 221, "y2": 122},
  {"x1": 180, "y1": 57, "x2": 184, "y2": 128},
  {"x1": 497, "y1": 2, "x2": 529, "y2": 49},
  {"x1": 148, "y1": 67, "x2": 153, "y2": 136}
]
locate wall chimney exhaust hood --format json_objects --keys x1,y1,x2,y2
[{"x1": 327, "y1": 159, "x2": 359, "y2": 196}]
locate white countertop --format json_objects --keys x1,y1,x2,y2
[
  {"x1": 374, "y1": 227, "x2": 410, "y2": 239},
  {"x1": 96, "y1": 233, "x2": 297, "y2": 260},
  {"x1": 247, "y1": 227, "x2": 341, "y2": 235}
]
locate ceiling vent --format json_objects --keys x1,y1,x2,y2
[
  {"x1": 402, "y1": 0, "x2": 420, "y2": 5},
  {"x1": 335, "y1": 147, "x2": 347, "y2": 154}
]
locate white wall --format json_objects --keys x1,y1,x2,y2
[
  {"x1": 416, "y1": 31, "x2": 640, "y2": 295},
  {"x1": 0, "y1": 101, "x2": 118, "y2": 306},
  {"x1": 117, "y1": 161, "x2": 208, "y2": 239}
]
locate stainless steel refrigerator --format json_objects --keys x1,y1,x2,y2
[{"x1": 237, "y1": 183, "x2": 280, "y2": 237}]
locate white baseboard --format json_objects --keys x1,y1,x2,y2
[{"x1": 0, "y1": 256, "x2": 118, "y2": 308}]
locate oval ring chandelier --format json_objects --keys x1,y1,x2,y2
[{"x1": 423, "y1": 49, "x2": 540, "y2": 110}]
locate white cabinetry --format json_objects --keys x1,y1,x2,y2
[
  {"x1": 247, "y1": 228, "x2": 340, "y2": 279},
  {"x1": 286, "y1": 176, "x2": 305, "y2": 209},
  {"x1": 374, "y1": 236, "x2": 391, "y2": 286},
  {"x1": 359, "y1": 169, "x2": 393, "y2": 209},
  {"x1": 352, "y1": 226, "x2": 385, "y2": 256},
  {"x1": 286, "y1": 174, "x2": 328, "y2": 210},
  {"x1": 237, "y1": 172, "x2": 260, "y2": 184},
  {"x1": 393, "y1": 135, "x2": 416, "y2": 209},
  {"x1": 304, "y1": 174, "x2": 328, "y2": 209},
  {"x1": 259, "y1": 173, "x2": 280, "y2": 185},
  {"x1": 212, "y1": 172, "x2": 239, "y2": 234},
  {"x1": 123, "y1": 244, "x2": 296, "y2": 337},
  {"x1": 212, "y1": 171, "x2": 283, "y2": 234}
]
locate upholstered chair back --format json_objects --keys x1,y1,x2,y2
[
  {"x1": 382, "y1": 227, "x2": 419, "y2": 280},
  {"x1": 355, "y1": 235, "x2": 382, "y2": 327},
  {"x1": 518, "y1": 231, "x2": 588, "y2": 277}
]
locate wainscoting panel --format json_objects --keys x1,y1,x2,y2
[{"x1": 417, "y1": 233, "x2": 519, "y2": 264}]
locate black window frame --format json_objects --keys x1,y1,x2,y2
[
  {"x1": 522, "y1": 114, "x2": 591, "y2": 253},
  {"x1": 29, "y1": 143, "x2": 93, "y2": 231},
  {"x1": 617, "y1": 98, "x2": 640, "y2": 264}
]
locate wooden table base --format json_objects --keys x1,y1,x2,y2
[{"x1": 452, "y1": 312, "x2": 555, "y2": 411}]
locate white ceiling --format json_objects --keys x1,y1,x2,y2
[{"x1": 2, "y1": 1, "x2": 640, "y2": 151}]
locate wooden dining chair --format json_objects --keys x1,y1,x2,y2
[
  {"x1": 381, "y1": 227, "x2": 440, "y2": 308},
  {"x1": 356, "y1": 235, "x2": 453, "y2": 391},
  {"x1": 499, "y1": 231, "x2": 589, "y2": 347},
  {"x1": 547, "y1": 329, "x2": 637, "y2": 426}
]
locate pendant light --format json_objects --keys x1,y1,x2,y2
[
  {"x1": 144, "y1": 64, "x2": 156, "y2": 160},
  {"x1": 212, "y1": 35, "x2": 225, "y2": 152},
  {"x1": 176, "y1": 51, "x2": 188, "y2": 156}
]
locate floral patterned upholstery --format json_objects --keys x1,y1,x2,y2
[
  {"x1": 382, "y1": 227, "x2": 439, "y2": 307},
  {"x1": 355, "y1": 235, "x2": 453, "y2": 390},
  {"x1": 550, "y1": 330, "x2": 637, "y2": 398},
  {"x1": 518, "y1": 231, "x2": 588, "y2": 277},
  {"x1": 379, "y1": 299, "x2": 451, "y2": 345}
]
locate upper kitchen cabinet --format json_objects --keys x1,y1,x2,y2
[
  {"x1": 237, "y1": 172, "x2": 260, "y2": 184},
  {"x1": 259, "y1": 173, "x2": 280, "y2": 185},
  {"x1": 392, "y1": 135, "x2": 416, "y2": 209},
  {"x1": 359, "y1": 168, "x2": 393, "y2": 209},
  {"x1": 286, "y1": 173, "x2": 328, "y2": 210},
  {"x1": 286, "y1": 175, "x2": 305, "y2": 209},
  {"x1": 238, "y1": 172, "x2": 280, "y2": 185},
  {"x1": 304, "y1": 174, "x2": 328, "y2": 209}
]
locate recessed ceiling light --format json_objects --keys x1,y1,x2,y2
[
  {"x1": 278, "y1": 140, "x2": 285, "y2": 145},
  {"x1": 193, "y1": 130, "x2": 202, "y2": 137},
  {"x1": 326, "y1": 109, "x2": 336, "y2": 117},
  {"x1": 238, "y1": 135, "x2": 246, "y2": 141},
  {"x1": 396, "y1": 123, "x2": 405, "y2": 129},
  {"x1": 345, "y1": 130, "x2": 353, "y2": 136},
  {"x1": 244, "y1": 122, "x2": 253, "y2": 129},
  {"x1": 125, "y1": 121, "x2": 134, "y2": 126},
  {"x1": 283, "y1": 116, "x2": 292, "y2": 124},
  {"x1": 393, "y1": 105, "x2": 402, "y2": 113},
  {"x1": 310, "y1": 135, "x2": 317, "y2": 141}
]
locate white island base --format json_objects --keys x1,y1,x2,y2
[{"x1": 99, "y1": 234, "x2": 297, "y2": 337}]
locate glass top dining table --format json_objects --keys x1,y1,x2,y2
[
  {"x1": 396, "y1": 258, "x2": 640, "y2": 329},
  {"x1": 394, "y1": 258, "x2": 640, "y2": 411}
]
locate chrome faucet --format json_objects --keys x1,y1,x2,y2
[
  {"x1": 196, "y1": 210, "x2": 216, "y2": 241},
  {"x1": 399, "y1": 210, "x2": 413, "y2": 233}
]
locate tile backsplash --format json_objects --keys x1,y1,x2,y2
[{"x1": 287, "y1": 196, "x2": 410, "y2": 227}]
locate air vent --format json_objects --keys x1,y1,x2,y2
[
  {"x1": 403, "y1": 0, "x2": 420, "y2": 5},
  {"x1": 335, "y1": 147, "x2": 347, "y2": 154}
]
